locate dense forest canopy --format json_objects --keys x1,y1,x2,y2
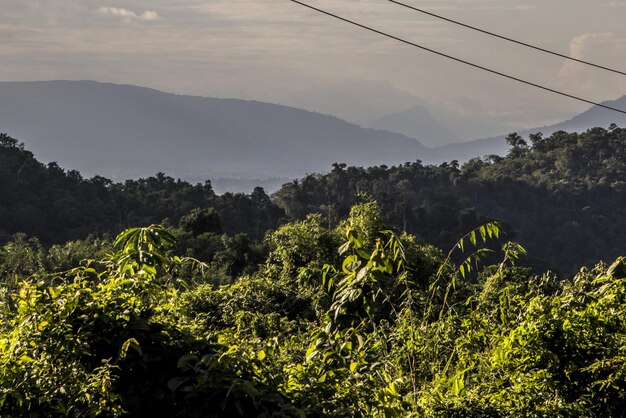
[
  {"x1": 1, "y1": 127, "x2": 626, "y2": 416},
  {"x1": 0, "y1": 132, "x2": 284, "y2": 244},
  {"x1": 2, "y1": 126, "x2": 626, "y2": 275},
  {"x1": 273, "y1": 126, "x2": 626, "y2": 275},
  {"x1": 1, "y1": 202, "x2": 625, "y2": 416}
]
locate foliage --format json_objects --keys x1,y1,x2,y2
[
  {"x1": 179, "y1": 207, "x2": 222, "y2": 235},
  {"x1": 3, "y1": 127, "x2": 626, "y2": 277},
  {"x1": 0, "y1": 225, "x2": 298, "y2": 417},
  {"x1": 2, "y1": 127, "x2": 626, "y2": 415},
  {"x1": 0, "y1": 133, "x2": 285, "y2": 246},
  {"x1": 272, "y1": 126, "x2": 626, "y2": 275}
]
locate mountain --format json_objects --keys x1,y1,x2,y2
[
  {"x1": 547, "y1": 96, "x2": 626, "y2": 133},
  {"x1": 282, "y1": 80, "x2": 521, "y2": 140},
  {"x1": 0, "y1": 80, "x2": 427, "y2": 185},
  {"x1": 428, "y1": 96, "x2": 626, "y2": 162},
  {"x1": 369, "y1": 105, "x2": 459, "y2": 147},
  {"x1": 1, "y1": 80, "x2": 624, "y2": 190}
]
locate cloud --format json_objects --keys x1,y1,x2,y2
[
  {"x1": 1, "y1": 0, "x2": 624, "y2": 127},
  {"x1": 557, "y1": 32, "x2": 626, "y2": 99},
  {"x1": 98, "y1": 6, "x2": 160, "y2": 22},
  {"x1": 567, "y1": 32, "x2": 613, "y2": 60}
]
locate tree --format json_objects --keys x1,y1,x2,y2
[
  {"x1": 506, "y1": 132, "x2": 528, "y2": 157},
  {"x1": 180, "y1": 208, "x2": 222, "y2": 235},
  {"x1": 0, "y1": 133, "x2": 22, "y2": 149},
  {"x1": 529, "y1": 132, "x2": 544, "y2": 147}
]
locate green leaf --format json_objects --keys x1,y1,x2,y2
[
  {"x1": 119, "y1": 338, "x2": 143, "y2": 359},
  {"x1": 338, "y1": 241, "x2": 351, "y2": 255},
  {"x1": 342, "y1": 255, "x2": 360, "y2": 273},
  {"x1": 479, "y1": 225, "x2": 487, "y2": 242},
  {"x1": 306, "y1": 346, "x2": 318, "y2": 361},
  {"x1": 139, "y1": 264, "x2": 157, "y2": 276}
]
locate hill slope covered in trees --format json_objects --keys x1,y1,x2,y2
[
  {"x1": 1, "y1": 126, "x2": 626, "y2": 416},
  {"x1": 274, "y1": 126, "x2": 626, "y2": 275},
  {"x1": 0, "y1": 132, "x2": 285, "y2": 244},
  {"x1": 2, "y1": 125, "x2": 626, "y2": 275}
]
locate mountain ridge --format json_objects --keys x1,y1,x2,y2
[
  {"x1": 427, "y1": 95, "x2": 626, "y2": 161},
  {"x1": 369, "y1": 105, "x2": 459, "y2": 147},
  {"x1": 1, "y1": 80, "x2": 624, "y2": 191},
  {"x1": 0, "y1": 80, "x2": 426, "y2": 183}
]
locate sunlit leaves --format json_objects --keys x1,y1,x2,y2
[
  {"x1": 2, "y1": 203, "x2": 626, "y2": 417},
  {"x1": 111, "y1": 224, "x2": 177, "y2": 277}
]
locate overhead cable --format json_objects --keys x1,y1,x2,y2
[
  {"x1": 388, "y1": 0, "x2": 626, "y2": 77},
  {"x1": 289, "y1": 0, "x2": 626, "y2": 115}
]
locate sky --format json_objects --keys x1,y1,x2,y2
[{"x1": 2, "y1": 0, "x2": 626, "y2": 138}]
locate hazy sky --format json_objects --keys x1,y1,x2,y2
[{"x1": 2, "y1": 0, "x2": 626, "y2": 132}]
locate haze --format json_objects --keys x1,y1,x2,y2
[{"x1": 2, "y1": 0, "x2": 626, "y2": 140}]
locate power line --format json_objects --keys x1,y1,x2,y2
[
  {"x1": 388, "y1": 0, "x2": 626, "y2": 77},
  {"x1": 289, "y1": 0, "x2": 626, "y2": 115}
]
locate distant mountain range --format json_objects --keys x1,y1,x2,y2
[
  {"x1": 429, "y1": 95, "x2": 626, "y2": 162},
  {"x1": 0, "y1": 80, "x2": 624, "y2": 192},
  {"x1": 369, "y1": 105, "x2": 459, "y2": 147},
  {"x1": 0, "y1": 81, "x2": 426, "y2": 186}
]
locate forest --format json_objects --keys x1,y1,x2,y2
[{"x1": 0, "y1": 126, "x2": 626, "y2": 416}]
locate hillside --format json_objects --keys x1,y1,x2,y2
[
  {"x1": 2, "y1": 185, "x2": 626, "y2": 417},
  {"x1": 0, "y1": 80, "x2": 426, "y2": 183},
  {"x1": 369, "y1": 105, "x2": 459, "y2": 147},
  {"x1": 2, "y1": 126, "x2": 625, "y2": 275},
  {"x1": 273, "y1": 126, "x2": 626, "y2": 275},
  {"x1": 2, "y1": 81, "x2": 625, "y2": 192},
  {"x1": 430, "y1": 96, "x2": 626, "y2": 161},
  {"x1": 0, "y1": 133, "x2": 286, "y2": 244},
  {"x1": 3, "y1": 128, "x2": 626, "y2": 416}
]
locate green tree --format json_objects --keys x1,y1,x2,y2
[{"x1": 180, "y1": 208, "x2": 222, "y2": 235}]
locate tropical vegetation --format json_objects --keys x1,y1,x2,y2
[{"x1": 0, "y1": 127, "x2": 625, "y2": 416}]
